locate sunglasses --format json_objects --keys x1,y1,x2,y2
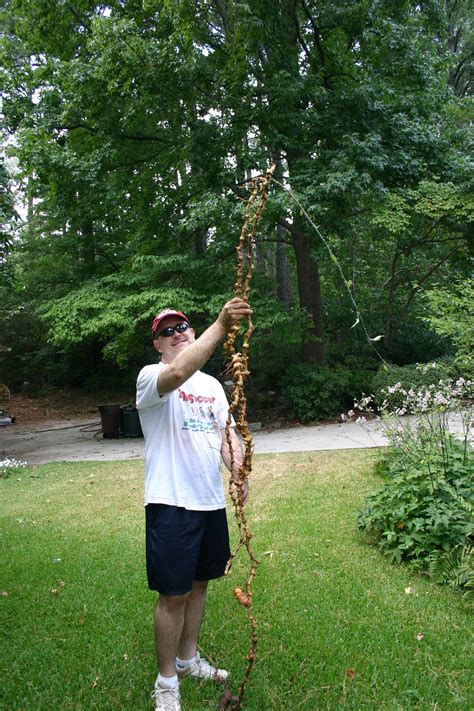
[{"x1": 155, "y1": 321, "x2": 190, "y2": 339}]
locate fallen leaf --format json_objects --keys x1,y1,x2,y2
[{"x1": 346, "y1": 669, "x2": 356, "y2": 679}]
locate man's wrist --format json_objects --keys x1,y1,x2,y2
[{"x1": 214, "y1": 318, "x2": 227, "y2": 338}]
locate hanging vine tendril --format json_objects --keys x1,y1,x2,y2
[
  {"x1": 269, "y1": 175, "x2": 389, "y2": 364},
  {"x1": 218, "y1": 165, "x2": 275, "y2": 710}
]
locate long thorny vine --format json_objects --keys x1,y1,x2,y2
[
  {"x1": 219, "y1": 162, "x2": 390, "y2": 708},
  {"x1": 218, "y1": 165, "x2": 274, "y2": 710}
]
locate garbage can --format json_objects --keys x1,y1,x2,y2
[
  {"x1": 97, "y1": 404, "x2": 121, "y2": 439},
  {"x1": 121, "y1": 406, "x2": 143, "y2": 438}
]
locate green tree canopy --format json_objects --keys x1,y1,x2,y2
[{"x1": 1, "y1": 0, "x2": 472, "y2": 392}]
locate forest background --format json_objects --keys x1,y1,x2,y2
[{"x1": 1, "y1": 0, "x2": 472, "y2": 422}]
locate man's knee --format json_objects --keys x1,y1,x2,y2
[
  {"x1": 192, "y1": 579, "x2": 208, "y2": 592},
  {"x1": 158, "y1": 592, "x2": 190, "y2": 613}
]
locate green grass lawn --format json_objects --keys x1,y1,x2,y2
[{"x1": 1, "y1": 450, "x2": 472, "y2": 710}]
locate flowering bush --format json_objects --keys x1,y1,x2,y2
[
  {"x1": 0, "y1": 458, "x2": 28, "y2": 479},
  {"x1": 349, "y1": 371, "x2": 473, "y2": 598},
  {"x1": 371, "y1": 360, "x2": 457, "y2": 411}
]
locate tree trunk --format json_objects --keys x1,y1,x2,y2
[
  {"x1": 285, "y1": 148, "x2": 326, "y2": 364},
  {"x1": 271, "y1": 151, "x2": 293, "y2": 309},
  {"x1": 255, "y1": 241, "x2": 266, "y2": 274},
  {"x1": 292, "y1": 219, "x2": 326, "y2": 364},
  {"x1": 275, "y1": 230, "x2": 293, "y2": 309},
  {"x1": 384, "y1": 243, "x2": 400, "y2": 359},
  {"x1": 195, "y1": 227, "x2": 208, "y2": 257},
  {"x1": 79, "y1": 219, "x2": 96, "y2": 274}
]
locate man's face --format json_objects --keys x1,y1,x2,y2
[{"x1": 153, "y1": 316, "x2": 195, "y2": 363}]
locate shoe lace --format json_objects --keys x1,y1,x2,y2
[
  {"x1": 196, "y1": 657, "x2": 213, "y2": 677},
  {"x1": 151, "y1": 686, "x2": 180, "y2": 710},
  {"x1": 197, "y1": 657, "x2": 227, "y2": 680}
]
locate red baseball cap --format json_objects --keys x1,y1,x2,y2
[{"x1": 151, "y1": 309, "x2": 190, "y2": 338}]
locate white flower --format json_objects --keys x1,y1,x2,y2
[
  {"x1": 0, "y1": 458, "x2": 27, "y2": 468},
  {"x1": 0, "y1": 458, "x2": 28, "y2": 477}
]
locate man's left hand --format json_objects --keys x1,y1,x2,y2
[{"x1": 238, "y1": 477, "x2": 249, "y2": 506}]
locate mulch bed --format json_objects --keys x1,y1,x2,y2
[{"x1": 6, "y1": 392, "x2": 105, "y2": 426}]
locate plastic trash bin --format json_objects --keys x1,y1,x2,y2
[
  {"x1": 121, "y1": 406, "x2": 143, "y2": 438},
  {"x1": 97, "y1": 404, "x2": 121, "y2": 439}
]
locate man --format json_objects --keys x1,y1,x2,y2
[{"x1": 136, "y1": 297, "x2": 251, "y2": 711}]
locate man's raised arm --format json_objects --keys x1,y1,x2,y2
[{"x1": 157, "y1": 298, "x2": 252, "y2": 396}]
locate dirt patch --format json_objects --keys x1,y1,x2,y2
[{"x1": 6, "y1": 392, "x2": 123, "y2": 426}]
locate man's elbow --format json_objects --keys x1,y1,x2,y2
[{"x1": 158, "y1": 364, "x2": 186, "y2": 395}]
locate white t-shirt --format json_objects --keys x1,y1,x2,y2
[{"x1": 136, "y1": 363, "x2": 230, "y2": 510}]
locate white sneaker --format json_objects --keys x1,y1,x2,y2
[
  {"x1": 176, "y1": 652, "x2": 229, "y2": 683},
  {"x1": 151, "y1": 685, "x2": 181, "y2": 711}
]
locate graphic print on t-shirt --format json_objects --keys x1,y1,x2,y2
[{"x1": 178, "y1": 387, "x2": 220, "y2": 433}]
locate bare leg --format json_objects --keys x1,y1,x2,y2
[
  {"x1": 154, "y1": 592, "x2": 189, "y2": 678},
  {"x1": 177, "y1": 579, "x2": 208, "y2": 660}
]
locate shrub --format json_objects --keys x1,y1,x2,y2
[
  {"x1": 354, "y1": 376, "x2": 473, "y2": 596},
  {"x1": 429, "y1": 544, "x2": 474, "y2": 602},
  {"x1": 282, "y1": 363, "x2": 373, "y2": 423},
  {"x1": 357, "y1": 438, "x2": 473, "y2": 569},
  {"x1": 423, "y1": 280, "x2": 474, "y2": 374},
  {"x1": 386, "y1": 321, "x2": 453, "y2": 366}
]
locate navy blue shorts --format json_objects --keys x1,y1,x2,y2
[{"x1": 145, "y1": 504, "x2": 231, "y2": 595}]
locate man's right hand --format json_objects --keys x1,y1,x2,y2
[{"x1": 217, "y1": 298, "x2": 252, "y2": 331}]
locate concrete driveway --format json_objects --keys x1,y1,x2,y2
[{"x1": 1, "y1": 412, "x2": 468, "y2": 466}]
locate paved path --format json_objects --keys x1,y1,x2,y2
[{"x1": 0, "y1": 412, "x2": 467, "y2": 466}]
